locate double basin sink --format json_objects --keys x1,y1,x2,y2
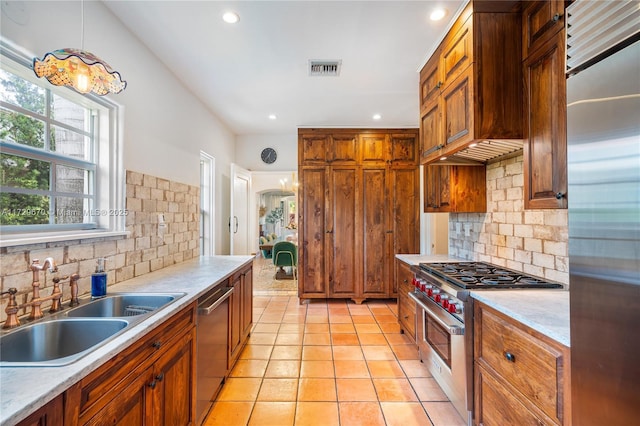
[{"x1": 0, "y1": 293, "x2": 185, "y2": 367}]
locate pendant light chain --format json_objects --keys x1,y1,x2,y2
[{"x1": 80, "y1": 0, "x2": 85, "y2": 51}]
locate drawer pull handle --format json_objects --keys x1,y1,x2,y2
[{"x1": 504, "y1": 351, "x2": 516, "y2": 363}]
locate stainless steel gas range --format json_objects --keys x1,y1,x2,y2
[{"x1": 409, "y1": 261, "x2": 563, "y2": 425}]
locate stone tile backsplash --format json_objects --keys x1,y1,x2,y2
[
  {"x1": 0, "y1": 171, "x2": 200, "y2": 321},
  {"x1": 449, "y1": 155, "x2": 569, "y2": 285}
]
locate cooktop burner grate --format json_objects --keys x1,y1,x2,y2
[{"x1": 419, "y1": 262, "x2": 563, "y2": 290}]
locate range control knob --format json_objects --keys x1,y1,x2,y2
[
  {"x1": 434, "y1": 291, "x2": 442, "y2": 303},
  {"x1": 448, "y1": 303, "x2": 460, "y2": 314},
  {"x1": 441, "y1": 296, "x2": 450, "y2": 308},
  {"x1": 428, "y1": 287, "x2": 437, "y2": 297}
]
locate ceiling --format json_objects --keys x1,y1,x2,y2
[{"x1": 104, "y1": 0, "x2": 465, "y2": 136}]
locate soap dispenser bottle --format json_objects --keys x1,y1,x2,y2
[{"x1": 91, "y1": 258, "x2": 107, "y2": 299}]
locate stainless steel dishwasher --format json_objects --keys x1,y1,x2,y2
[{"x1": 196, "y1": 285, "x2": 234, "y2": 424}]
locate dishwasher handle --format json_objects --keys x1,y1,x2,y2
[{"x1": 198, "y1": 287, "x2": 234, "y2": 315}]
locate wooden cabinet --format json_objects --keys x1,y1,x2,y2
[
  {"x1": 298, "y1": 129, "x2": 419, "y2": 303},
  {"x1": 522, "y1": 1, "x2": 568, "y2": 209},
  {"x1": 396, "y1": 259, "x2": 416, "y2": 341},
  {"x1": 17, "y1": 395, "x2": 63, "y2": 426},
  {"x1": 65, "y1": 303, "x2": 197, "y2": 426},
  {"x1": 423, "y1": 165, "x2": 486, "y2": 213},
  {"x1": 474, "y1": 301, "x2": 571, "y2": 426},
  {"x1": 229, "y1": 263, "x2": 253, "y2": 368},
  {"x1": 419, "y1": 1, "x2": 523, "y2": 164}
]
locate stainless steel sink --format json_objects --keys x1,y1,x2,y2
[
  {"x1": 0, "y1": 292, "x2": 185, "y2": 367},
  {"x1": 0, "y1": 318, "x2": 129, "y2": 367},
  {"x1": 66, "y1": 293, "x2": 183, "y2": 318}
]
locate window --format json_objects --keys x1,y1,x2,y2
[{"x1": 0, "y1": 42, "x2": 124, "y2": 245}]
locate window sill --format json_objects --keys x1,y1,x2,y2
[{"x1": 0, "y1": 230, "x2": 130, "y2": 248}]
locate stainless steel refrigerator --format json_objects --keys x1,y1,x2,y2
[{"x1": 566, "y1": 1, "x2": 640, "y2": 424}]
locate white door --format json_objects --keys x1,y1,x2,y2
[{"x1": 230, "y1": 163, "x2": 251, "y2": 255}]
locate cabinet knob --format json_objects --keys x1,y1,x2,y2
[
  {"x1": 555, "y1": 192, "x2": 565, "y2": 200},
  {"x1": 436, "y1": 81, "x2": 442, "y2": 89},
  {"x1": 552, "y1": 13, "x2": 562, "y2": 22},
  {"x1": 156, "y1": 373, "x2": 165, "y2": 382},
  {"x1": 148, "y1": 380, "x2": 157, "y2": 389},
  {"x1": 152, "y1": 341, "x2": 162, "y2": 349},
  {"x1": 404, "y1": 315, "x2": 409, "y2": 319},
  {"x1": 504, "y1": 351, "x2": 516, "y2": 363}
]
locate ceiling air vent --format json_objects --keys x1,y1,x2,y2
[{"x1": 309, "y1": 60, "x2": 342, "y2": 76}]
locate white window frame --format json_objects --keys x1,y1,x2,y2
[{"x1": 0, "y1": 41, "x2": 126, "y2": 247}]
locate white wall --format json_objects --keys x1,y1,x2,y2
[
  {"x1": 236, "y1": 133, "x2": 298, "y2": 171},
  {"x1": 1, "y1": 0, "x2": 236, "y2": 254}
]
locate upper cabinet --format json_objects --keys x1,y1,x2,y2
[
  {"x1": 522, "y1": 0, "x2": 568, "y2": 209},
  {"x1": 419, "y1": 1, "x2": 523, "y2": 164}
]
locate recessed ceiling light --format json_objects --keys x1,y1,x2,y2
[
  {"x1": 372, "y1": 114, "x2": 382, "y2": 120},
  {"x1": 440, "y1": 156, "x2": 448, "y2": 161},
  {"x1": 268, "y1": 114, "x2": 277, "y2": 120},
  {"x1": 430, "y1": 8, "x2": 447, "y2": 21},
  {"x1": 222, "y1": 11, "x2": 240, "y2": 24}
]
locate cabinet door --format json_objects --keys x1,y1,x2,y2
[
  {"x1": 396, "y1": 260, "x2": 416, "y2": 341},
  {"x1": 424, "y1": 166, "x2": 452, "y2": 212},
  {"x1": 328, "y1": 133, "x2": 358, "y2": 165},
  {"x1": 152, "y1": 327, "x2": 196, "y2": 426},
  {"x1": 17, "y1": 395, "x2": 63, "y2": 426},
  {"x1": 442, "y1": 67, "x2": 474, "y2": 148},
  {"x1": 420, "y1": 51, "x2": 442, "y2": 110},
  {"x1": 82, "y1": 367, "x2": 154, "y2": 426},
  {"x1": 298, "y1": 167, "x2": 329, "y2": 297},
  {"x1": 475, "y1": 365, "x2": 553, "y2": 426},
  {"x1": 328, "y1": 167, "x2": 360, "y2": 297},
  {"x1": 442, "y1": 14, "x2": 473, "y2": 87},
  {"x1": 389, "y1": 167, "x2": 419, "y2": 268},
  {"x1": 522, "y1": 0, "x2": 566, "y2": 58},
  {"x1": 420, "y1": 98, "x2": 443, "y2": 159},
  {"x1": 241, "y1": 265, "x2": 253, "y2": 338},
  {"x1": 299, "y1": 134, "x2": 329, "y2": 165},
  {"x1": 362, "y1": 167, "x2": 388, "y2": 298},
  {"x1": 359, "y1": 133, "x2": 388, "y2": 165},
  {"x1": 389, "y1": 132, "x2": 418, "y2": 165},
  {"x1": 228, "y1": 273, "x2": 243, "y2": 367},
  {"x1": 523, "y1": 30, "x2": 567, "y2": 209}
]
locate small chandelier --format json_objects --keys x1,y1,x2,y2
[{"x1": 32, "y1": 1, "x2": 126, "y2": 96}]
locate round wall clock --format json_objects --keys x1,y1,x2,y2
[{"x1": 261, "y1": 147, "x2": 277, "y2": 164}]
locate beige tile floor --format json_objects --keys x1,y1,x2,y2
[{"x1": 203, "y1": 269, "x2": 466, "y2": 426}]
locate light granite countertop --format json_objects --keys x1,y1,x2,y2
[
  {"x1": 0, "y1": 255, "x2": 253, "y2": 425},
  {"x1": 396, "y1": 254, "x2": 570, "y2": 347},
  {"x1": 470, "y1": 290, "x2": 570, "y2": 347}
]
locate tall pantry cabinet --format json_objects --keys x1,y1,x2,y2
[{"x1": 298, "y1": 129, "x2": 419, "y2": 303}]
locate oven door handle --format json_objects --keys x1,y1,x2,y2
[{"x1": 409, "y1": 292, "x2": 464, "y2": 336}]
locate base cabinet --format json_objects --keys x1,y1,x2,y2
[
  {"x1": 474, "y1": 301, "x2": 571, "y2": 426},
  {"x1": 16, "y1": 395, "x2": 63, "y2": 426},
  {"x1": 64, "y1": 303, "x2": 197, "y2": 426},
  {"x1": 396, "y1": 259, "x2": 416, "y2": 341}
]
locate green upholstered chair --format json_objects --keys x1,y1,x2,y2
[{"x1": 272, "y1": 241, "x2": 297, "y2": 280}]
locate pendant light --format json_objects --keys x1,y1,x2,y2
[{"x1": 32, "y1": 1, "x2": 126, "y2": 96}]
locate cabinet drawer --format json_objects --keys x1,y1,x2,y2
[
  {"x1": 522, "y1": 0, "x2": 566, "y2": 58},
  {"x1": 476, "y1": 365, "x2": 553, "y2": 426},
  {"x1": 476, "y1": 305, "x2": 566, "y2": 423}
]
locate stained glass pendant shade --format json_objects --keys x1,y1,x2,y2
[{"x1": 33, "y1": 48, "x2": 126, "y2": 96}]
